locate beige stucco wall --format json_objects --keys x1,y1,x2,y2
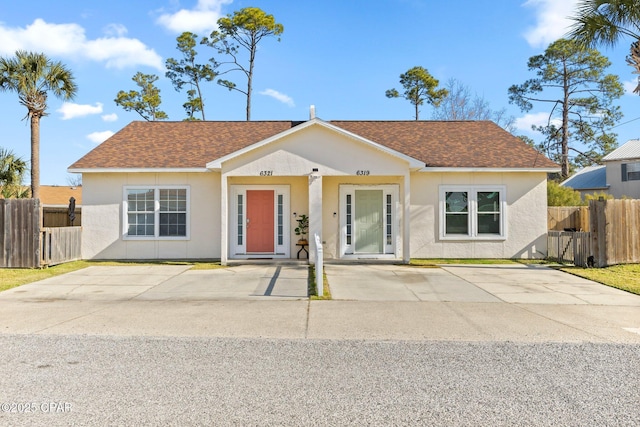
[
  {"x1": 82, "y1": 172, "x2": 219, "y2": 259},
  {"x1": 410, "y1": 172, "x2": 548, "y2": 259},
  {"x1": 223, "y1": 125, "x2": 409, "y2": 177},
  {"x1": 605, "y1": 161, "x2": 640, "y2": 199}
]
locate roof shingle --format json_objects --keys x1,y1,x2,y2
[{"x1": 69, "y1": 120, "x2": 558, "y2": 170}]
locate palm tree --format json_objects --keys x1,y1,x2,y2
[
  {"x1": 0, "y1": 51, "x2": 77, "y2": 200},
  {"x1": 568, "y1": 0, "x2": 640, "y2": 92},
  {"x1": 0, "y1": 147, "x2": 28, "y2": 198}
]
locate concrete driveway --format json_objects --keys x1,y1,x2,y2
[
  {"x1": 1, "y1": 263, "x2": 640, "y2": 342},
  {"x1": 326, "y1": 263, "x2": 640, "y2": 306},
  {"x1": 0, "y1": 264, "x2": 309, "y2": 302},
  {"x1": 2, "y1": 262, "x2": 639, "y2": 306}
]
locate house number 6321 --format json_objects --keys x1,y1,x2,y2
[
  {"x1": 259, "y1": 170, "x2": 273, "y2": 176},
  {"x1": 356, "y1": 170, "x2": 370, "y2": 176}
]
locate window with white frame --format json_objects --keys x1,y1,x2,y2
[
  {"x1": 440, "y1": 186, "x2": 505, "y2": 239},
  {"x1": 124, "y1": 187, "x2": 189, "y2": 239}
]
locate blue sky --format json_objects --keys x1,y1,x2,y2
[{"x1": 1, "y1": 0, "x2": 639, "y2": 185}]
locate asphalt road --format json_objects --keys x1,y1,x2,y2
[{"x1": 0, "y1": 335, "x2": 638, "y2": 426}]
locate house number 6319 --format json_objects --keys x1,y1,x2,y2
[{"x1": 356, "y1": 170, "x2": 370, "y2": 176}]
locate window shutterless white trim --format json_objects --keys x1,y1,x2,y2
[
  {"x1": 122, "y1": 186, "x2": 190, "y2": 240},
  {"x1": 229, "y1": 185, "x2": 290, "y2": 258},
  {"x1": 439, "y1": 185, "x2": 507, "y2": 241},
  {"x1": 339, "y1": 184, "x2": 400, "y2": 258}
]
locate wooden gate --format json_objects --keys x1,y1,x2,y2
[
  {"x1": 0, "y1": 199, "x2": 41, "y2": 268},
  {"x1": 1, "y1": 198, "x2": 82, "y2": 268}
]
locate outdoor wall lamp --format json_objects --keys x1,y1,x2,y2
[{"x1": 293, "y1": 212, "x2": 297, "y2": 217}]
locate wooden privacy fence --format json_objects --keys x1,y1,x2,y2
[
  {"x1": 43, "y1": 207, "x2": 82, "y2": 227},
  {"x1": 548, "y1": 206, "x2": 590, "y2": 231},
  {"x1": 1, "y1": 199, "x2": 41, "y2": 268},
  {"x1": 590, "y1": 199, "x2": 640, "y2": 267},
  {"x1": 1, "y1": 198, "x2": 81, "y2": 268},
  {"x1": 41, "y1": 227, "x2": 82, "y2": 266},
  {"x1": 547, "y1": 199, "x2": 640, "y2": 267}
]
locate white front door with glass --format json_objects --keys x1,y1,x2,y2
[{"x1": 340, "y1": 185, "x2": 399, "y2": 258}]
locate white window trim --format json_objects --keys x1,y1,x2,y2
[
  {"x1": 229, "y1": 185, "x2": 290, "y2": 258},
  {"x1": 122, "y1": 185, "x2": 190, "y2": 240},
  {"x1": 439, "y1": 185, "x2": 507, "y2": 241}
]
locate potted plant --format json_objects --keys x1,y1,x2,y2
[{"x1": 295, "y1": 214, "x2": 309, "y2": 244}]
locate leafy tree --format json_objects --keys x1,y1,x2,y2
[
  {"x1": 386, "y1": 66, "x2": 448, "y2": 120},
  {"x1": 547, "y1": 180, "x2": 584, "y2": 206},
  {"x1": 183, "y1": 89, "x2": 204, "y2": 121},
  {"x1": 508, "y1": 38, "x2": 624, "y2": 178},
  {"x1": 0, "y1": 51, "x2": 77, "y2": 200},
  {"x1": 166, "y1": 32, "x2": 217, "y2": 121},
  {"x1": 432, "y1": 78, "x2": 516, "y2": 132},
  {"x1": 202, "y1": 7, "x2": 284, "y2": 121},
  {"x1": 569, "y1": 0, "x2": 640, "y2": 93},
  {"x1": 115, "y1": 72, "x2": 168, "y2": 121},
  {"x1": 0, "y1": 147, "x2": 28, "y2": 198}
]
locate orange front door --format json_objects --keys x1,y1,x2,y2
[{"x1": 246, "y1": 190, "x2": 275, "y2": 253}]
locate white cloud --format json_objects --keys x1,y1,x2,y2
[
  {"x1": 522, "y1": 0, "x2": 578, "y2": 48},
  {"x1": 0, "y1": 18, "x2": 163, "y2": 70},
  {"x1": 57, "y1": 102, "x2": 103, "y2": 120},
  {"x1": 515, "y1": 112, "x2": 562, "y2": 132},
  {"x1": 624, "y1": 79, "x2": 639, "y2": 95},
  {"x1": 156, "y1": 0, "x2": 233, "y2": 34},
  {"x1": 102, "y1": 113, "x2": 118, "y2": 122},
  {"x1": 104, "y1": 23, "x2": 128, "y2": 37},
  {"x1": 259, "y1": 89, "x2": 295, "y2": 107},
  {"x1": 87, "y1": 131, "x2": 115, "y2": 144}
]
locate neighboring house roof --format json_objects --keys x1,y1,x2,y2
[
  {"x1": 39, "y1": 185, "x2": 82, "y2": 207},
  {"x1": 69, "y1": 120, "x2": 558, "y2": 171},
  {"x1": 603, "y1": 139, "x2": 640, "y2": 161},
  {"x1": 561, "y1": 165, "x2": 607, "y2": 191}
]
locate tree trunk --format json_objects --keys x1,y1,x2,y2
[
  {"x1": 246, "y1": 41, "x2": 256, "y2": 121},
  {"x1": 561, "y1": 62, "x2": 570, "y2": 179},
  {"x1": 246, "y1": 63, "x2": 253, "y2": 121},
  {"x1": 30, "y1": 114, "x2": 40, "y2": 201},
  {"x1": 414, "y1": 102, "x2": 419, "y2": 121}
]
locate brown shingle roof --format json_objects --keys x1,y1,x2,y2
[
  {"x1": 39, "y1": 185, "x2": 82, "y2": 206},
  {"x1": 69, "y1": 120, "x2": 558, "y2": 170}
]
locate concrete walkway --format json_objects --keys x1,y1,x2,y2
[{"x1": 1, "y1": 263, "x2": 639, "y2": 343}]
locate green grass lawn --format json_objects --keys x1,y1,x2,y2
[
  {"x1": 559, "y1": 264, "x2": 640, "y2": 295},
  {"x1": 0, "y1": 260, "x2": 222, "y2": 293}
]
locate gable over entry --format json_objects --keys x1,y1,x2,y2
[{"x1": 213, "y1": 119, "x2": 422, "y2": 264}]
